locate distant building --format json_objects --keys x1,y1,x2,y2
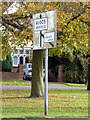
[{"x1": 11, "y1": 42, "x2": 33, "y2": 72}]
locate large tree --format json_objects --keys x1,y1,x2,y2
[{"x1": 1, "y1": 2, "x2": 89, "y2": 97}]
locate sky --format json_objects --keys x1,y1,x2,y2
[{"x1": 3, "y1": 2, "x2": 20, "y2": 15}]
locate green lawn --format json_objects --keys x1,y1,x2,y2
[
  {"x1": 66, "y1": 83, "x2": 86, "y2": 87},
  {"x1": 0, "y1": 80, "x2": 31, "y2": 86},
  {"x1": 1, "y1": 89, "x2": 89, "y2": 118}
]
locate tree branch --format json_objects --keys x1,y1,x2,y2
[
  {"x1": 10, "y1": 14, "x2": 32, "y2": 21},
  {"x1": 80, "y1": 19, "x2": 90, "y2": 27},
  {"x1": 1, "y1": 22, "x2": 14, "y2": 33},
  {"x1": 57, "y1": 5, "x2": 89, "y2": 37},
  {"x1": 1, "y1": 16, "x2": 27, "y2": 31},
  {"x1": 1, "y1": 13, "x2": 33, "y2": 31},
  {"x1": 67, "y1": 5, "x2": 89, "y2": 26}
]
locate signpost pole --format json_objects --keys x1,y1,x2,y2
[
  {"x1": 40, "y1": 14, "x2": 42, "y2": 47},
  {"x1": 45, "y1": 48, "x2": 48, "y2": 115},
  {"x1": 33, "y1": 10, "x2": 57, "y2": 116}
]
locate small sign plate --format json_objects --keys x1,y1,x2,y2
[
  {"x1": 34, "y1": 18, "x2": 48, "y2": 31},
  {"x1": 44, "y1": 32, "x2": 55, "y2": 43}
]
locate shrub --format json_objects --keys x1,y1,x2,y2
[
  {"x1": 64, "y1": 57, "x2": 88, "y2": 84},
  {"x1": 2, "y1": 52, "x2": 12, "y2": 72},
  {"x1": 49, "y1": 54, "x2": 88, "y2": 84}
]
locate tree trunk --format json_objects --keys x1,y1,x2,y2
[{"x1": 31, "y1": 50, "x2": 44, "y2": 97}]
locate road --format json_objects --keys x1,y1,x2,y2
[{"x1": 0, "y1": 82, "x2": 87, "y2": 89}]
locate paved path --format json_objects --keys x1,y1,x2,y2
[
  {"x1": 0, "y1": 82, "x2": 87, "y2": 89},
  {"x1": 1, "y1": 117, "x2": 89, "y2": 120}
]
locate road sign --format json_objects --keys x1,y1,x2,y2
[
  {"x1": 34, "y1": 18, "x2": 48, "y2": 31},
  {"x1": 44, "y1": 32, "x2": 55, "y2": 43},
  {"x1": 33, "y1": 10, "x2": 57, "y2": 50}
]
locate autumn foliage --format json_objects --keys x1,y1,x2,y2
[{"x1": 1, "y1": 2, "x2": 89, "y2": 61}]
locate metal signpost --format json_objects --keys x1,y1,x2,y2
[
  {"x1": 33, "y1": 10, "x2": 57, "y2": 115},
  {"x1": 45, "y1": 48, "x2": 48, "y2": 115}
]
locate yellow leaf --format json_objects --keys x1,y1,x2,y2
[
  {"x1": 1, "y1": 44, "x2": 3, "y2": 46},
  {"x1": 5, "y1": 18, "x2": 7, "y2": 20},
  {"x1": 13, "y1": 21, "x2": 15, "y2": 24}
]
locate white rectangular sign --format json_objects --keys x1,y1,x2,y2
[
  {"x1": 34, "y1": 18, "x2": 48, "y2": 31},
  {"x1": 44, "y1": 32, "x2": 55, "y2": 43}
]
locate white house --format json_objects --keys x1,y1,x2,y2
[
  {"x1": 12, "y1": 43, "x2": 33, "y2": 67},
  {"x1": 11, "y1": 43, "x2": 33, "y2": 72}
]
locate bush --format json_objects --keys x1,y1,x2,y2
[
  {"x1": 48, "y1": 55, "x2": 71, "y2": 76},
  {"x1": 2, "y1": 52, "x2": 12, "y2": 72},
  {"x1": 49, "y1": 54, "x2": 88, "y2": 84},
  {"x1": 64, "y1": 57, "x2": 88, "y2": 84}
]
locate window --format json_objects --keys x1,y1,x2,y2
[
  {"x1": 26, "y1": 50, "x2": 29, "y2": 54},
  {"x1": 25, "y1": 57, "x2": 29, "y2": 63},
  {"x1": 28, "y1": 64, "x2": 32, "y2": 68},
  {"x1": 13, "y1": 56, "x2": 18, "y2": 65},
  {"x1": 20, "y1": 50, "x2": 23, "y2": 54}
]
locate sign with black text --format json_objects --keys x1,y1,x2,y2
[
  {"x1": 33, "y1": 10, "x2": 57, "y2": 50},
  {"x1": 44, "y1": 32, "x2": 55, "y2": 43},
  {"x1": 34, "y1": 18, "x2": 48, "y2": 31}
]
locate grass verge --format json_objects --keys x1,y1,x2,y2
[
  {"x1": 0, "y1": 80, "x2": 87, "y2": 88},
  {"x1": 1, "y1": 89, "x2": 89, "y2": 118},
  {"x1": 66, "y1": 83, "x2": 86, "y2": 87},
  {"x1": 0, "y1": 80, "x2": 31, "y2": 86}
]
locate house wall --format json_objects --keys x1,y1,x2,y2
[
  {"x1": 1, "y1": 64, "x2": 23, "y2": 80},
  {"x1": 11, "y1": 47, "x2": 33, "y2": 67},
  {"x1": 48, "y1": 65, "x2": 66, "y2": 82},
  {"x1": 58, "y1": 66, "x2": 66, "y2": 82}
]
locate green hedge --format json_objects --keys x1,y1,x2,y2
[{"x1": 2, "y1": 52, "x2": 12, "y2": 72}]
